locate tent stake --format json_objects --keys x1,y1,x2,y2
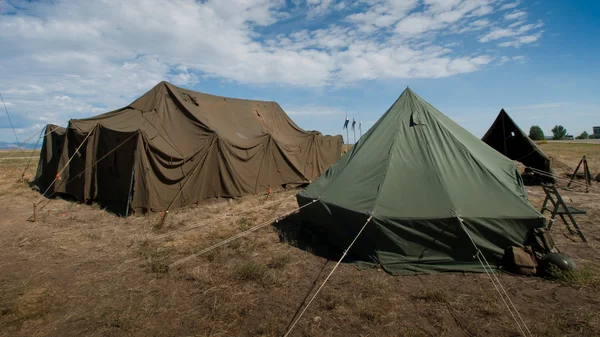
[
  {"x1": 33, "y1": 202, "x2": 37, "y2": 222},
  {"x1": 157, "y1": 211, "x2": 169, "y2": 229}
]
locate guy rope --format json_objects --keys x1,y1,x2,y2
[
  {"x1": 31, "y1": 126, "x2": 142, "y2": 220},
  {"x1": 1, "y1": 92, "x2": 26, "y2": 158},
  {"x1": 281, "y1": 215, "x2": 373, "y2": 337},
  {"x1": 35, "y1": 124, "x2": 98, "y2": 204},
  {"x1": 0, "y1": 126, "x2": 45, "y2": 163},
  {"x1": 152, "y1": 194, "x2": 295, "y2": 241},
  {"x1": 519, "y1": 164, "x2": 600, "y2": 194},
  {"x1": 457, "y1": 216, "x2": 533, "y2": 337}
]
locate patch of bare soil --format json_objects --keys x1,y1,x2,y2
[{"x1": 1, "y1": 145, "x2": 600, "y2": 337}]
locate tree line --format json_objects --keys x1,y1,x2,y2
[{"x1": 528, "y1": 125, "x2": 590, "y2": 140}]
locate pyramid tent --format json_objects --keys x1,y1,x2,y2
[
  {"x1": 297, "y1": 88, "x2": 546, "y2": 275},
  {"x1": 35, "y1": 81, "x2": 342, "y2": 213},
  {"x1": 482, "y1": 109, "x2": 554, "y2": 184}
]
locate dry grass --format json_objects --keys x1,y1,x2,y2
[
  {"x1": 1, "y1": 144, "x2": 600, "y2": 336},
  {"x1": 138, "y1": 240, "x2": 171, "y2": 274},
  {"x1": 539, "y1": 142, "x2": 600, "y2": 176}
]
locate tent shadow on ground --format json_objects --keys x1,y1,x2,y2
[{"x1": 274, "y1": 210, "x2": 357, "y2": 264}]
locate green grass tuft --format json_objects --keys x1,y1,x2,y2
[{"x1": 548, "y1": 265, "x2": 600, "y2": 288}]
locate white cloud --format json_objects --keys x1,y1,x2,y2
[
  {"x1": 471, "y1": 5, "x2": 493, "y2": 16},
  {"x1": 4, "y1": 85, "x2": 46, "y2": 96},
  {"x1": 286, "y1": 105, "x2": 345, "y2": 116},
  {"x1": 454, "y1": 18, "x2": 490, "y2": 33},
  {"x1": 512, "y1": 55, "x2": 526, "y2": 62},
  {"x1": 498, "y1": 33, "x2": 542, "y2": 47},
  {"x1": 0, "y1": 0, "x2": 544, "y2": 137},
  {"x1": 480, "y1": 28, "x2": 517, "y2": 42},
  {"x1": 509, "y1": 20, "x2": 526, "y2": 28},
  {"x1": 499, "y1": 1, "x2": 519, "y2": 11},
  {"x1": 346, "y1": 0, "x2": 418, "y2": 29},
  {"x1": 395, "y1": 14, "x2": 440, "y2": 35},
  {"x1": 471, "y1": 19, "x2": 490, "y2": 28},
  {"x1": 307, "y1": 0, "x2": 333, "y2": 18},
  {"x1": 498, "y1": 56, "x2": 510, "y2": 65},
  {"x1": 504, "y1": 10, "x2": 527, "y2": 20},
  {"x1": 479, "y1": 20, "x2": 543, "y2": 46},
  {"x1": 393, "y1": 0, "x2": 497, "y2": 38},
  {"x1": 496, "y1": 55, "x2": 527, "y2": 65}
]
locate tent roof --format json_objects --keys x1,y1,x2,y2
[
  {"x1": 296, "y1": 88, "x2": 545, "y2": 274},
  {"x1": 299, "y1": 88, "x2": 541, "y2": 220},
  {"x1": 68, "y1": 81, "x2": 325, "y2": 157},
  {"x1": 482, "y1": 109, "x2": 553, "y2": 180}
]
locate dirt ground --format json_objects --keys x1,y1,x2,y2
[{"x1": 1, "y1": 143, "x2": 599, "y2": 337}]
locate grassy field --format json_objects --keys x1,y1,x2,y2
[{"x1": 0, "y1": 142, "x2": 599, "y2": 336}]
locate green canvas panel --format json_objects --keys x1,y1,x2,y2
[{"x1": 297, "y1": 88, "x2": 546, "y2": 274}]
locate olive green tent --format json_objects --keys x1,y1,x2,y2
[
  {"x1": 35, "y1": 81, "x2": 342, "y2": 214},
  {"x1": 297, "y1": 88, "x2": 546, "y2": 275}
]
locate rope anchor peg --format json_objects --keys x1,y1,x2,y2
[
  {"x1": 33, "y1": 202, "x2": 37, "y2": 223},
  {"x1": 156, "y1": 211, "x2": 169, "y2": 229}
]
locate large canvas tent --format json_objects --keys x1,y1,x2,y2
[
  {"x1": 482, "y1": 109, "x2": 554, "y2": 184},
  {"x1": 297, "y1": 88, "x2": 546, "y2": 275},
  {"x1": 35, "y1": 81, "x2": 342, "y2": 213}
]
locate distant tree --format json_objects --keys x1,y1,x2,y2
[
  {"x1": 551, "y1": 125, "x2": 567, "y2": 140},
  {"x1": 576, "y1": 131, "x2": 589, "y2": 140},
  {"x1": 528, "y1": 125, "x2": 545, "y2": 140}
]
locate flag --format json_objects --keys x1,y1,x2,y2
[
  {"x1": 343, "y1": 113, "x2": 349, "y2": 129},
  {"x1": 351, "y1": 118, "x2": 356, "y2": 131}
]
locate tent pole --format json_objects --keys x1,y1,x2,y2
[
  {"x1": 501, "y1": 112, "x2": 507, "y2": 155},
  {"x1": 34, "y1": 131, "x2": 137, "y2": 216},
  {"x1": 125, "y1": 149, "x2": 136, "y2": 217}
]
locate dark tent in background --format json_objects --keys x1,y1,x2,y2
[
  {"x1": 482, "y1": 109, "x2": 554, "y2": 184},
  {"x1": 35, "y1": 81, "x2": 342, "y2": 214},
  {"x1": 297, "y1": 88, "x2": 546, "y2": 275}
]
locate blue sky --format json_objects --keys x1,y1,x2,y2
[{"x1": 1, "y1": 0, "x2": 599, "y2": 143}]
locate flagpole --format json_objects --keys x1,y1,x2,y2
[
  {"x1": 345, "y1": 111, "x2": 349, "y2": 145},
  {"x1": 352, "y1": 113, "x2": 356, "y2": 144},
  {"x1": 359, "y1": 116, "x2": 362, "y2": 138}
]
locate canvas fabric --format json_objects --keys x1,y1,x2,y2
[
  {"x1": 35, "y1": 82, "x2": 342, "y2": 212},
  {"x1": 482, "y1": 109, "x2": 554, "y2": 183},
  {"x1": 297, "y1": 88, "x2": 546, "y2": 275}
]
